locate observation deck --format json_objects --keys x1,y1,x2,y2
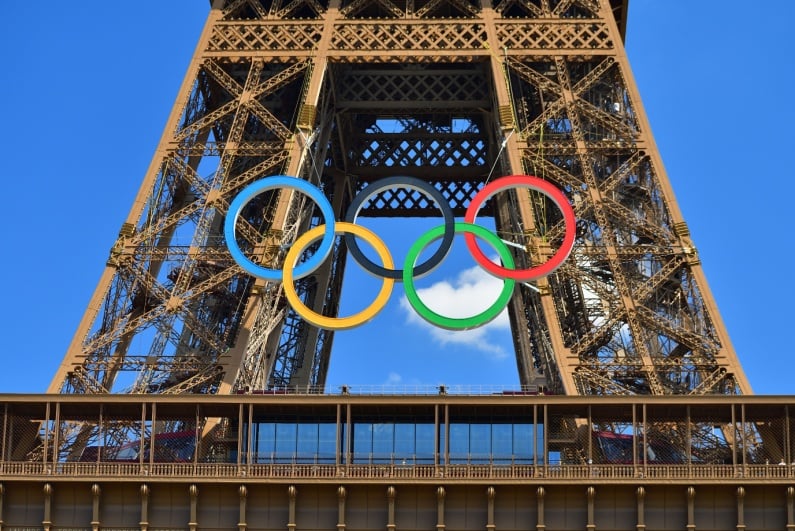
[{"x1": 1, "y1": 393, "x2": 794, "y2": 530}]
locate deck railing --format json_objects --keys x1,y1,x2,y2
[{"x1": 2, "y1": 461, "x2": 794, "y2": 482}]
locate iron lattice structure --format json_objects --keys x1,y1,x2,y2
[{"x1": 49, "y1": 0, "x2": 750, "y2": 404}]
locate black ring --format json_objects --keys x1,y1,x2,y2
[{"x1": 344, "y1": 177, "x2": 455, "y2": 280}]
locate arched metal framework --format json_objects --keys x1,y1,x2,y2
[{"x1": 48, "y1": 0, "x2": 749, "y2": 407}]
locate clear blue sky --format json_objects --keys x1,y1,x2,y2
[{"x1": 0, "y1": 2, "x2": 792, "y2": 394}]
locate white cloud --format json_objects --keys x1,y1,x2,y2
[
  {"x1": 399, "y1": 262, "x2": 511, "y2": 359},
  {"x1": 384, "y1": 372, "x2": 402, "y2": 385}
]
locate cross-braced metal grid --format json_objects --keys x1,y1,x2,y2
[{"x1": 45, "y1": 0, "x2": 751, "y2": 459}]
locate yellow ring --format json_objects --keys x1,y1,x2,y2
[{"x1": 282, "y1": 222, "x2": 394, "y2": 330}]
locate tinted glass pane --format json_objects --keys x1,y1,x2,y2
[
  {"x1": 470, "y1": 424, "x2": 490, "y2": 463},
  {"x1": 353, "y1": 423, "x2": 373, "y2": 462},
  {"x1": 275, "y1": 423, "x2": 297, "y2": 462},
  {"x1": 513, "y1": 423, "x2": 534, "y2": 464},
  {"x1": 492, "y1": 424, "x2": 512, "y2": 463},
  {"x1": 318, "y1": 423, "x2": 337, "y2": 463},
  {"x1": 394, "y1": 423, "x2": 415, "y2": 462},
  {"x1": 256, "y1": 423, "x2": 276, "y2": 463},
  {"x1": 416, "y1": 423, "x2": 435, "y2": 464},
  {"x1": 372, "y1": 423, "x2": 394, "y2": 463},
  {"x1": 297, "y1": 423, "x2": 319, "y2": 461},
  {"x1": 449, "y1": 424, "x2": 469, "y2": 463}
]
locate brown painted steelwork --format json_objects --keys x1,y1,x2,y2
[
  {"x1": 2, "y1": 394, "x2": 795, "y2": 530},
  {"x1": 47, "y1": 0, "x2": 750, "y2": 466}
]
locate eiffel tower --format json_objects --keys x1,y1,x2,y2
[
  {"x1": 47, "y1": 0, "x2": 749, "y2": 401},
  {"x1": 5, "y1": 6, "x2": 795, "y2": 530}
]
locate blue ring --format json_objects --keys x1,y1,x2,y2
[{"x1": 224, "y1": 176, "x2": 336, "y2": 281}]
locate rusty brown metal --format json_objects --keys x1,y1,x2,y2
[{"x1": 44, "y1": 0, "x2": 750, "y2": 449}]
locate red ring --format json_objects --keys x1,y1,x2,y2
[{"x1": 464, "y1": 175, "x2": 576, "y2": 281}]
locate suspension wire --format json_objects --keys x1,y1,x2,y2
[
  {"x1": 482, "y1": 42, "x2": 515, "y2": 186},
  {"x1": 298, "y1": 128, "x2": 324, "y2": 185},
  {"x1": 485, "y1": 129, "x2": 514, "y2": 185},
  {"x1": 534, "y1": 114, "x2": 548, "y2": 240}
]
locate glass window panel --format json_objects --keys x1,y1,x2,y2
[
  {"x1": 341, "y1": 423, "x2": 349, "y2": 464},
  {"x1": 416, "y1": 423, "x2": 435, "y2": 464},
  {"x1": 513, "y1": 424, "x2": 534, "y2": 464},
  {"x1": 255, "y1": 423, "x2": 276, "y2": 463},
  {"x1": 275, "y1": 423, "x2": 297, "y2": 462},
  {"x1": 440, "y1": 425, "x2": 446, "y2": 465},
  {"x1": 492, "y1": 424, "x2": 512, "y2": 463},
  {"x1": 449, "y1": 424, "x2": 469, "y2": 463},
  {"x1": 318, "y1": 423, "x2": 337, "y2": 464},
  {"x1": 353, "y1": 423, "x2": 373, "y2": 463},
  {"x1": 297, "y1": 423, "x2": 319, "y2": 462},
  {"x1": 470, "y1": 424, "x2": 490, "y2": 463},
  {"x1": 394, "y1": 423, "x2": 415, "y2": 463},
  {"x1": 372, "y1": 423, "x2": 394, "y2": 463}
]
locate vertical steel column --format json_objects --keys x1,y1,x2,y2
[
  {"x1": 345, "y1": 403, "x2": 352, "y2": 466},
  {"x1": 735, "y1": 486, "x2": 745, "y2": 531},
  {"x1": 189, "y1": 484, "x2": 199, "y2": 531},
  {"x1": 536, "y1": 486, "x2": 545, "y2": 531},
  {"x1": 336, "y1": 403, "x2": 342, "y2": 468},
  {"x1": 632, "y1": 403, "x2": 638, "y2": 475},
  {"x1": 42, "y1": 483, "x2": 52, "y2": 531},
  {"x1": 434, "y1": 404, "x2": 440, "y2": 469},
  {"x1": 1, "y1": 404, "x2": 6, "y2": 462},
  {"x1": 787, "y1": 486, "x2": 795, "y2": 531},
  {"x1": 140, "y1": 484, "x2": 149, "y2": 531},
  {"x1": 337, "y1": 485, "x2": 346, "y2": 531},
  {"x1": 636, "y1": 486, "x2": 645, "y2": 531},
  {"x1": 42, "y1": 403, "x2": 50, "y2": 468},
  {"x1": 436, "y1": 486, "x2": 445, "y2": 531},
  {"x1": 387, "y1": 486, "x2": 396, "y2": 531},
  {"x1": 247, "y1": 403, "x2": 254, "y2": 471},
  {"x1": 686, "y1": 486, "x2": 696, "y2": 531},
  {"x1": 486, "y1": 486, "x2": 496, "y2": 531},
  {"x1": 287, "y1": 485, "x2": 297, "y2": 531},
  {"x1": 238, "y1": 485, "x2": 248, "y2": 531},
  {"x1": 91, "y1": 484, "x2": 101, "y2": 531}
]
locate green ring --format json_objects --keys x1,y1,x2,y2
[{"x1": 402, "y1": 222, "x2": 516, "y2": 331}]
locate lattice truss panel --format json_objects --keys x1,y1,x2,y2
[
  {"x1": 50, "y1": 0, "x2": 745, "y2": 441},
  {"x1": 56, "y1": 57, "x2": 321, "y2": 396},
  {"x1": 502, "y1": 54, "x2": 738, "y2": 396}
]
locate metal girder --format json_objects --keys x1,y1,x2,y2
[{"x1": 50, "y1": 0, "x2": 751, "y2": 454}]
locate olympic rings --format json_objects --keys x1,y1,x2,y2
[
  {"x1": 224, "y1": 176, "x2": 336, "y2": 281},
  {"x1": 225, "y1": 174, "x2": 576, "y2": 331},
  {"x1": 464, "y1": 175, "x2": 576, "y2": 281},
  {"x1": 403, "y1": 222, "x2": 516, "y2": 331},
  {"x1": 344, "y1": 176, "x2": 455, "y2": 280},
  {"x1": 283, "y1": 222, "x2": 394, "y2": 330}
]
